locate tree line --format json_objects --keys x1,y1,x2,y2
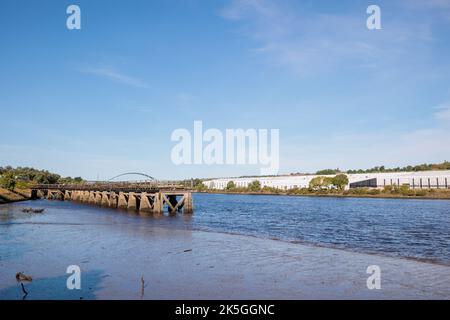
[
  {"x1": 311, "y1": 161, "x2": 450, "y2": 175},
  {"x1": 0, "y1": 166, "x2": 84, "y2": 190}
]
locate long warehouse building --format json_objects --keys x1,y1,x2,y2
[{"x1": 203, "y1": 170, "x2": 450, "y2": 190}]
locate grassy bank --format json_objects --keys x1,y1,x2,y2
[
  {"x1": 196, "y1": 187, "x2": 450, "y2": 200},
  {"x1": 0, "y1": 188, "x2": 31, "y2": 204}
]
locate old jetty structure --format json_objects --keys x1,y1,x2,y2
[{"x1": 31, "y1": 174, "x2": 193, "y2": 214}]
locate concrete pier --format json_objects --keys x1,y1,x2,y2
[{"x1": 39, "y1": 185, "x2": 193, "y2": 215}]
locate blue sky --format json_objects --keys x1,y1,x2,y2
[{"x1": 1, "y1": 0, "x2": 450, "y2": 180}]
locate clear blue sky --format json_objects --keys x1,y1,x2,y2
[{"x1": 1, "y1": 0, "x2": 450, "y2": 180}]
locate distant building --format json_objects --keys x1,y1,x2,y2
[{"x1": 203, "y1": 170, "x2": 450, "y2": 190}]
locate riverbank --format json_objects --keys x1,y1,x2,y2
[
  {"x1": 197, "y1": 188, "x2": 450, "y2": 200},
  {"x1": 1, "y1": 200, "x2": 449, "y2": 299},
  {"x1": 1, "y1": 227, "x2": 449, "y2": 299},
  {"x1": 0, "y1": 188, "x2": 31, "y2": 204}
]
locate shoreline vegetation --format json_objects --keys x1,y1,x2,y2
[
  {"x1": 0, "y1": 166, "x2": 84, "y2": 204},
  {"x1": 194, "y1": 188, "x2": 450, "y2": 200}
]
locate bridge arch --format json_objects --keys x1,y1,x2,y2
[{"x1": 107, "y1": 172, "x2": 156, "y2": 182}]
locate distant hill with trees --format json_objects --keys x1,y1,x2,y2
[
  {"x1": 0, "y1": 166, "x2": 84, "y2": 190},
  {"x1": 301, "y1": 161, "x2": 450, "y2": 176},
  {"x1": 345, "y1": 161, "x2": 450, "y2": 174}
]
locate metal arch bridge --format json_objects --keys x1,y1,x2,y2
[{"x1": 107, "y1": 172, "x2": 156, "y2": 182}]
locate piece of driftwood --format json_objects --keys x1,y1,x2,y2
[
  {"x1": 22, "y1": 208, "x2": 45, "y2": 213},
  {"x1": 21, "y1": 283, "x2": 28, "y2": 297},
  {"x1": 140, "y1": 276, "x2": 145, "y2": 298},
  {"x1": 16, "y1": 272, "x2": 33, "y2": 282}
]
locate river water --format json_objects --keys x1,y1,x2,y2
[{"x1": 1, "y1": 193, "x2": 449, "y2": 265}]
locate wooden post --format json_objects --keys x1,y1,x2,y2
[
  {"x1": 153, "y1": 193, "x2": 163, "y2": 215},
  {"x1": 184, "y1": 192, "x2": 193, "y2": 214}
]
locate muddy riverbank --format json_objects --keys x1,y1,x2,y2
[{"x1": 1, "y1": 199, "x2": 449, "y2": 299}]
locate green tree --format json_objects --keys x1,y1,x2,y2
[
  {"x1": 322, "y1": 177, "x2": 334, "y2": 189},
  {"x1": 316, "y1": 169, "x2": 338, "y2": 175},
  {"x1": 247, "y1": 180, "x2": 261, "y2": 192},
  {"x1": 309, "y1": 176, "x2": 325, "y2": 190},
  {"x1": 332, "y1": 174, "x2": 349, "y2": 190},
  {"x1": 226, "y1": 181, "x2": 236, "y2": 190},
  {"x1": 0, "y1": 171, "x2": 16, "y2": 190},
  {"x1": 196, "y1": 183, "x2": 207, "y2": 192}
]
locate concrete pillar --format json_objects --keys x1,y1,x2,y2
[
  {"x1": 118, "y1": 192, "x2": 128, "y2": 209},
  {"x1": 94, "y1": 192, "x2": 102, "y2": 205},
  {"x1": 64, "y1": 190, "x2": 71, "y2": 201},
  {"x1": 89, "y1": 191, "x2": 96, "y2": 204},
  {"x1": 127, "y1": 192, "x2": 137, "y2": 210},
  {"x1": 140, "y1": 192, "x2": 153, "y2": 214},
  {"x1": 109, "y1": 192, "x2": 118, "y2": 208},
  {"x1": 101, "y1": 192, "x2": 110, "y2": 207},
  {"x1": 49, "y1": 190, "x2": 62, "y2": 200}
]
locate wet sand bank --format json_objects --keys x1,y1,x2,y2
[
  {"x1": 1, "y1": 218, "x2": 449, "y2": 300},
  {"x1": 0, "y1": 188, "x2": 31, "y2": 204}
]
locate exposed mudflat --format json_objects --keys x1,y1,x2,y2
[{"x1": 1, "y1": 200, "x2": 449, "y2": 300}]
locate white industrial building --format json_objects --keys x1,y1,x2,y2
[{"x1": 203, "y1": 170, "x2": 450, "y2": 190}]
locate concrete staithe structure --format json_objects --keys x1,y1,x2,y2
[
  {"x1": 203, "y1": 170, "x2": 450, "y2": 190},
  {"x1": 32, "y1": 183, "x2": 193, "y2": 214}
]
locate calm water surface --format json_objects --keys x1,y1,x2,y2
[{"x1": 1, "y1": 193, "x2": 450, "y2": 264}]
